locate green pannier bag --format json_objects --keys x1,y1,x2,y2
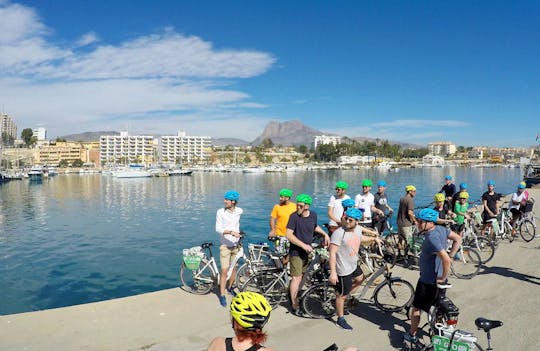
[{"x1": 183, "y1": 255, "x2": 202, "y2": 270}]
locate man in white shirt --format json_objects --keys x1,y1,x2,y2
[
  {"x1": 215, "y1": 190, "x2": 243, "y2": 307},
  {"x1": 509, "y1": 182, "x2": 529, "y2": 231},
  {"x1": 327, "y1": 181, "x2": 351, "y2": 234},
  {"x1": 355, "y1": 179, "x2": 376, "y2": 225}
]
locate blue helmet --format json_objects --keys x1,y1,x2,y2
[
  {"x1": 342, "y1": 198, "x2": 356, "y2": 209},
  {"x1": 224, "y1": 190, "x2": 240, "y2": 201},
  {"x1": 459, "y1": 182, "x2": 468, "y2": 190},
  {"x1": 518, "y1": 182, "x2": 526, "y2": 189},
  {"x1": 345, "y1": 207, "x2": 363, "y2": 220},
  {"x1": 445, "y1": 175, "x2": 453, "y2": 180},
  {"x1": 487, "y1": 180, "x2": 495, "y2": 186},
  {"x1": 377, "y1": 180, "x2": 387, "y2": 187},
  {"x1": 416, "y1": 208, "x2": 439, "y2": 223}
]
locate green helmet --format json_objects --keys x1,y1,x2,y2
[
  {"x1": 279, "y1": 188, "x2": 293, "y2": 197},
  {"x1": 335, "y1": 181, "x2": 348, "y2": 190},
  {"x1": 295, "y1": 193, "x2": 313, "y2": 205},
  {"x1": 361, "y1": 179, "x2": 373, "y2": 187}
]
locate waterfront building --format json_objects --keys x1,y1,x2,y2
[
  {"x1": 1, "y1": 113, "x2": 17, "y2": 142},
  {"x1": 161, "y1": 131, "x2": 211, "y2": 164},
  {"x1": 100, "y1": 131, "x2": 156, "y2": 165},
  {"x1": 33, "y1": 127, "x2": 47, "y2": 141},
  {"x1": 314, "y1": 135, "x2": 342, "y2": 149},
  {"x1": 37, "y1": 141, "x2": 84, "y2": 165},
  {"x1": 337, "y1": 155, "x2": 375, "y2": 165},
  {"x1": 428, "y1": 141, "x2": 456, "y2": 156}
]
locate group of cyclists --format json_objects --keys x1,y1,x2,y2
[{"x1": 208, "y1": 176, "x2": 530, "y2": 350}]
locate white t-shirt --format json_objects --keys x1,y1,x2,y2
[
  {"x1": 355, "y1": 192, "x2": 374, "y2": 223},
  {"x1": 328, "y1": 194, "x2": 351, "y2": 226},
  {"x1": 510, "y1": 192, "x2": 527, "y2": 210},
  {"x1": 331, "y1": 226, "x2": 362, "y2": 276},
  {"x1": 215, "y1": 207, "x2": 243, "y2": 247}
]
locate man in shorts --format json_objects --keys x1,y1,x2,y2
[
  {"x1": 355, "y1": 179, "x2": 375, "y2": 226},
  {"x1": 397, "y1": 185, "x2": 417, "y2": 248},
  {"x1": 329, "y1": 207, "x2": 383, "y2": 330},
  {"x1": 269, "y1": 188, "x2": 296, "y2": 256},
  {"x1": 215, "y1": 190, "x2": 243, "y2": 307},
  {"x1": 286, "y1": 193, "x2": 330, "y2": 315},
  {"x1": 327, "y1": 181, "x2": 351, "y2": 235},
  {"x1": 481, "y1": 180, "x2": 501, "y2": 235},
  {"x1": 372, "y1": 180, "x2": 394, "y2": 234},
  {"x1": 404, "y1": 208, "x2": 461, "y2": 344}
]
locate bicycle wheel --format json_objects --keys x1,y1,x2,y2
[
  {"x1": 519, "y1": 219, "x2": 536, "y2": 242},
  {"x1": 381, "y1": 238, "x2": 397, "y2": 268},
  {"x1": 301, "y1": 282, "x2": 336, "y2": 319},
  {"x1": 451, "y1": 247, "x2": 482, "y2": 279},
  {"x1": 179, "y1": 259, "x2": 215, "y2": 294},
  {"x1": 373, "y1": 278, "x2": 414, "y2": 312},
  {"x1": 241, "y1": 270, "x2": 287, "y2": 308},
  {"x1": 504, "y1": 221, "x2": 515, "y2": 242},
  {"x1": 465, "y1": 236, "x2": 495, "y2": 264},
  {"x1": 235, "y1": 261, "x2": 267, "y2": 288}
]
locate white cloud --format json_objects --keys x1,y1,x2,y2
[
  {"x1": 0, "y1": 1, "x2": 276, "y2": 138},
  {"x1": 372, "y1": 119, "x2": 470, "y2": 128}
]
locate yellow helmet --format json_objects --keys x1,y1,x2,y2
[
  {"x1": 434, "y1": 193, "x2": 445, "y2": 202},
  {"x1": 405, "y1": 185, "x2": 416, "y2": 192},
  {"x1": 230, "y1": 292, "x2": 271, "y2": 330},
  {"x1": 459, "y1": 192, "x2": 469, "y2": 199}
]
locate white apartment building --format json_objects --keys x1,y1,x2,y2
[
  {"x1": 161, "y1": 131, "x2": 211, "y2": 164},
  {"x1": 33, "y1": 127, "x2": 47, "y2": 141},
  {"x1": 1, "y1": 113, "x2": 17, "y2": 140},
  {"x1": 428, "y1": 141, "x2": 456, "y2": 156},
  {"x1": 100, "y1": 131, "x2": 156, "y2": 165},
  {"x1": 313, "y1": 135, "x2": 342, "y2": 149}
]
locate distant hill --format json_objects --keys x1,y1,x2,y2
[
  {"x1": 60, "y1": 131, "x2": 119, "y2": 142},
  {"x1": 212, "y1": 138, "x2": 250, "y2": 146},
  {"x1": 351, "y1": 136, "x2": 423, "y2": 149},
  {"x1": 252, "y1": 120, "x2": 326, "y2": 146}
]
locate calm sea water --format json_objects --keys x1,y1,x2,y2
[{"x1": 0, "y1": 167, "x2": 521, "y2": 315}]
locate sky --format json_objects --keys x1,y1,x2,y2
[{"x1": 0, "y1": 0, "x2": 539, "y2": 147}]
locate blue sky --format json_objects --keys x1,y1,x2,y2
[{"x1": 0, "y1": 0, "x2": 538, "y2": 146}]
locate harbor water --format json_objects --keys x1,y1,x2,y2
[{"x1": 0, "y1": 167, "x2": 521, "y2": 315}]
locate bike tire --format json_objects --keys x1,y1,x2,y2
[
  {"x1": 240, "y1": 270, "x2": 287, "y2": 308},
  {"x1": 519, "y1": 219, "x2": 536, "y2": 242},
  {"x1": 465, "y1": 236, "x2": 495, "y2": 264},
  {"x1": 179, "y1": 259, "x2": 215, "y2": 295},
  {"x1": 381, "y1": 238, "x2": 398, "y2": 268},
  {"x1": 373, "y1": 278, "x2": 414, "y2": 312},
  {"x1": 235, "y1": 261, "x2": 268, "y2": 288},
  {"x1": 504, "y1": 221, "x2": 515, "y2": 242},
  {"x1": 301, "y1": 282, "x2": 337, "y2": 319},
  {"x1": 451, "y1": 247, "x2": 482, "y2": 279}
]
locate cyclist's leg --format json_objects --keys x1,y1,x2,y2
[
  {"x1": 219, "y1": 245, "x2": 234, "y2": 297},
  {"x1": 408, "y1": 280, "x2": 438, "y2": 337},
  {"x1": 289, "y1": 255, "x2": 306, "y2": 310}
]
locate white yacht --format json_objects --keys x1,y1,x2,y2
[{"x1": 113, "y1": 165, "x2": 151, "y2": 178}]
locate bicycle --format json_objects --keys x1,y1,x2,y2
[
  {"x1": 484, "y1": 208, "x2": 514, "y2": 245},
  {"x1": 462, "y1": 208, "x2": 496, "y2": 264},
  {"x1": 450, "y1": 244, "x2": 482, "y2": 280},
  {"x1": 300, "y1": 245, "x2": 414, "y2": 319},
  {"x1": 513, "y1": 198, "x2": 537, "y2": 242}
]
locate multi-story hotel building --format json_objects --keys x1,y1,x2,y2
[
  {"x1": 1, "y1": 113, "x2": 17, "y2": 141},
  {"x1": 428, "y1": 141, "x2": 456, "y2": 156},
  {"x1": 99, "y1": 131, "x2": 156, "y2": 165},
  {"x1": 36, "y1": 141, "x2": 84, "y2": 165},
  {"x1": 161, "y1": 131, "x2": 211, "y2": 164},
  {"x1": 313, "y1": 135, "x2": 342, "y2": 149}
]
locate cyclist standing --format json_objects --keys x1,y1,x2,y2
[
  {"x1": 440, "y1": 175, "x2": 456, "y2": 203},
  {"x1": 206, "y1": 292, "x2": 276, "y2": 351},
  {"x1": 329, "y1": 207, "x2": 383, "y2": 330},
  {"x1": 327, "y1": 181, "x2": 351, "y2": 234},
  {"x1": 216, "y1": 190, "x2": 243, "y2": 307},
  {"x1": 397, "y1": 185, "x2": 417, "y2": 247},
  {"x1": 481, "y1": 180, "x2": 501, "y2": 235},
  {"x1": 286, "y1": 194, "x2": 330, "y2": 316},
  {"x1": 433, "y1": 193, "x2": 455, "y2": 226},
  {"x1": 403, "y1": 208, "x2": 461, "y2": 344},
  {"x1": 355, "y1": 179, "x2": 376, "y2": 226},
  {"x1": 269, "y1": 188, "x2": 296, "y2": 256},
  {"x1": 451, "y1": 183, "x2": 468, "y2": 210},
  {"x1": 453, "y1": 192, "x2": 470, "y2": 235},
  {"x1": 372, "y1": 180, "x2": 394, "y2": 234}
]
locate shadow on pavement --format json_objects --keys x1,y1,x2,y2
[{"x1": 479, "y1": 265, "x2": 540, "y2": 286}]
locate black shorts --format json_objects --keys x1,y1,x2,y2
[
  {"x1": 412, "y1": 280, "x2": 439, "y2": 312},
  {"x1": 451, "y1": 223, "x2": 464, "y2": 233},
  {"x1": 510, "y1": 208, "x2": 522, "y2": 218},
  {"x1": 482, "y1": 212, "x2": 497, "y2": 224},
  {"x1": 335, "y1": 266, "x2": 363, "y2": 296}
]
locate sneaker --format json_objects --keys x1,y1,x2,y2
[
  {"x1": 219, "y1": 295, "x2": 227, "y2": 307},
  {"x1": 403, "y1": 332, "x2": 418, "y2": 343},
  {"x1": 454, "y1": 253, "x2": 461, "y2": 261},
  {"x1": 226, "y1": 286, "x2": 237, "y2": 296},
  {"x1": 336, "y1": 317, "x2": 353, "y2": 330},
  {"x1": 291, "y1": 307, "x2": 304, "y2": 317}
]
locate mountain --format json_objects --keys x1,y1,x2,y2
[
  {"x1": 60, "y1": 131, "x2": 119, "y2": 142},
  {"x1": 212, "y1": 138, "x2": 250, "y2": 146},
  {"x1": 252, "y1": 120, "x2": 325, "y2": 146}
]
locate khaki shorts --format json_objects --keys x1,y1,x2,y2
[
  {"x1": 398, "y1": 225, "x2": 415, "y2": 243},
  {"x1": 289, "y1": 255, "x2": 308, "y2": 277},
  {"x1": 219, "y1": 245, "x2": 239, "y2": 271}
]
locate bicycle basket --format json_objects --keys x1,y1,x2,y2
[
  {"x1": 432, "y1": 334, "x2": 476, "y2": 351},
  {"x1": 523, "y1": 200, "x2": 534, "y2": 213},
  {"x1": 182, "y1": 246, "x2": 205, "y2": 270}
]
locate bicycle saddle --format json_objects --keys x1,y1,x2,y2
[
  {"x1": 475, "y1": 317, "x2": 503, "y2": 332},
  {"x1": 201, "y1": 242, "x2": 213, "y2": 249}
]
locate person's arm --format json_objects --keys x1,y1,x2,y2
[
  {"x1": 315, "y1": 225, "x2": 330, "y2": 246},
  {"x1": 215, "y1": 210, "x2": 226, "y2": 235},
  {"x1": 286, "y1": 228, "x2": 313, "y2": 253},
  {"x1": 436, "y1": 249, "x2": 452, "y2": 284},
  {"x1": 328, "y1": 206, "x2": 341, "y2": 224},
  {"x1": 447, "y1": 231, "x2": 462, "y2": 259},
  {"x1": 483, "y1": 199, "x2": 494, "y2": 217},
  {"x1": 371, "y1": 204, "x2": 384, "y2": 216},
  {"x1": 269, "y1": 216, "x2": 277, "y2": 237},
  {"x1": 407, "y1": 209, "x2": 415, "y2": 223},
  {"x1": 328, "y1": 243, "x2": 339, "y2": 285},
  {"x1": 206, "y1": 337, "x2": 223, "y2": 351},
  {"x1": 361, "y1": 226, "x2": 379, "y2": 236}
]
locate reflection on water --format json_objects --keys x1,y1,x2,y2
[{"x1": 0, "y1": 167, "x2": 521, "y2": 314}]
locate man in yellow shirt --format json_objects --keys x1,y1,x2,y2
[{"x1": 269, "y1": 188, "x2": 296, "y2": 256}]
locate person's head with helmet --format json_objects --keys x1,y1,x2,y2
[
  {"x1": 361, "y1": 179, "x2": 373, "y2": 194},
  {"x1": 415, "y1": 208, "x2": 440, "y2": 232},
  {"x1": 405, "y1": 185, "x2": 416, "y2": 197},
  {"x1": 224, "y1": 190, "x2": 240, "y2": 209},
  {"x1": 278, "y1": 188, "x2": 293, "y2": 205},
  {"x1": 295, "y1": 193, "x2": 313, "y2": 216}
]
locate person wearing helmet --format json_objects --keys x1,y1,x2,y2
[
  {"x1": 440, "y1": 175, "x2": 456, "y2": 203},
  {"x1": 327, "y1": 181, "x2": 351, "y2": 234},
  {"x1": 286, "y1": 193, "x2": 330, "y2": 316},
  {"x1": 508, "y1": 181, "x2": 530, "y2": 233},
  {"x1": 450, "y1": 183, "x2": 468, "y2": 210},
  {"x1": 404, "y1": 208, "x2": 461, "y2": 344},
  {"x1": 397, "y1": 185, "x2": 417, "y2": 247},
  {"x1": 452, "y1": 192, "x2": 470, "y2": 235},
  {"x1": 480, "y1": 180, "x2": 501, "y2": 235},
  {"x1": 341, "y1": 198, "x2": 356, "y2": 213},
  {"x1": 206, "y1": 292, "x2": 276, "y2": 351},
  {"x1": 433, "y1": 193, "x2": 455, "y2": 226},
  {"x1": 354, "y1": 179, "x2": 376, "y2": 225},
  {"x1": 329, "y1": 207, "x2": 383, "y2": 330},
  {"x1": 372, "y1": 180, "x2": 394, "y2": 234},
  {"x1": 269, "y1": 189, "x2": 296, "y2": 257},
  {"x1": 216, "y1": 190, "x2": 243, "y2": 307}
]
